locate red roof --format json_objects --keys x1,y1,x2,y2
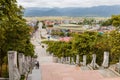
[{"x1": 59, "y1": 37, "x2": 71, "y2": 42}]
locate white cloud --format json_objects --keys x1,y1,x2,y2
[{"x1": 17, "y1": 0, "x2": 120, "y2": 8}]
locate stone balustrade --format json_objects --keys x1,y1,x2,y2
[{"x1": 8, "y1": 51, "x2": 34, "y2": 80}]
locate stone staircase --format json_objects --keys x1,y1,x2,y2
[{"x1": 38, "y1": 56, "x2": 53, "y2": 64}]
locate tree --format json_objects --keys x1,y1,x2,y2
[
  {"x1": 0, "y1": 0, "x2": 34, "y2": 77},
  {"x1": 71, "y1": 32, "x2": 98, "y2": 63},
  {"x1": 111, "y1": 15, "x2": 120, "y2": 28},
  {"x1": 94, "y1": 33, "x2": 111, "y2": 65},
  {"x1": 101, "y1": 15, "x2": 120, "y2": 28},
  {"x1": 0, "y1": 27, "x2": 6, "y2": 77},
  {"x1": 101, "y1": 19, "x2": 112, "y2": 26},
  {"x1": 109, "y1": 30, "x2": 120, "y2": 64},
  {"x1": 1, "y1": 0, "x2": 33, "y2": 55}
]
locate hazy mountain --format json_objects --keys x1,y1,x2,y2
[{"x1": 24, "y1": 5, "x2": 120, "y2": 17}]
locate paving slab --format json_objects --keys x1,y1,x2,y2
[
  {"x1": 32, "y1": 68, "x2": 41, "y2": 80},
  {"x1": 40, "y1": 63, "x2": 120, "y2": 80},
  {"x1": 41, "y1": 63, "x2": 104, "y2": 80}
]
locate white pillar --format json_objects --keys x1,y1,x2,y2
[
  {"x1": 22, "y1": 54, "x2": 26, "y2": 74},
  {"x1": 68, "y1": 57, "x2": 71, "y2": 64},
  {"x1": 25, "y1": 56, "x2": 29, "y2": 72},
  {"x1": 18, "y1": 53, "x2": 24, "y2": 75},
  {"x1": 71, "y1": 57, "x2": 75, "y2": 64},
  {"x1": 118, "y1": 57, "x2": 120, "y2": 73},
  {"x1": 8, "y1": 51, "x2": 20, "y2": 80},
  {"x1": 102, "y1": 51, "x2": 109, "y2": 68},
  {"x1": 58, "y1": 58, "x2": 61, "y2": 63},
  {"x1": 53, "y1": 56, "x2": 58, "y2": 63},
  {"x1": 76, "y1": 55, "x2": 79, "y2": 64},
  {"x1": 83, "y1": 55, "x2": 86, "y2": 66},
  {"x1": 61, "y1": 57, "x2": 64, "y2": 63},
  {"x1": 90, "y1": 54, "x2": 96, "y2": 69}
]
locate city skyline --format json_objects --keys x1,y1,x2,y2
[{"x1": 17, "y1": 0, "x2": 120, "y2": 8}]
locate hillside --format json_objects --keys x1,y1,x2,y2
[{"x1": 24, "y1": 5, "x2": 120, "y2": 17}]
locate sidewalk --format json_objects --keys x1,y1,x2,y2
[
  {"x1": 41, "y1": 63, "x2": 120, "y2": 80},
  {"x1": 27, "y1": 67, "x2": 41, "y2": 80}
]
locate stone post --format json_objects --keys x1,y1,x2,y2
[
  {"x1": 53, "y1": 56, "x2": 58, "y2": 63},
  {"x1": 61, "y1": 57, "x2": 64, "y2": 63},
  {"x1": 83, "y1": 55, "x2": 86, "y2": 66},
  {"x1": 71, "y1": 57, "x2": 75, "y2": 65},
  {"x1": 65, "y1": 57, "x2": 68, "y2": 64},
  {"x1": 63, "y1": 57, "x2": 67, "y2": 64},
  {"x1": 18, "y1": 53, "x2": 24, "y2": 75},
  {"x1": 29, "y1": 56, "x2": 31, "y2": 67},
  {"x1": 22, "y1": 54, "x2": 26, "y2": 74},
  {"x1": 58, "y1": 58, "x2": 61, "y2": 63},
  {"x1": 25, "y1": 56, "x2": 29, "y2": 72},
  {"x1": 8, "y1": 51, "x2": 20, "y2": 80},
  {"x1": 102, "y1": 51, "x2": 109, "y2": 68},
  {"x1": 28, "y1": 56, "x2": 32, "y2": 73},
  {"x1": 63, "y1": 57, "x2": 65, "y2": 64},
  {"x1": 68, "y1": 57, "x2": 71, "y2": 64},
  {"x1": 31, "y1": 57, "x2": 35, "y2": 69},
  {"x1": 90, "y1": 54, "x2": 96, "y2": 69},
  {"x1": 65, "y1": 57, "x2": 70, "y2": 64},
  {"x1": 118, "y1": 57, "x2": 120, "y2": 73},
  {"x1": 76, "y1": 55, "x2": 79, "y2": 64}
]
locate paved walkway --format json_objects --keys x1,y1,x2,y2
[
  {"x1": 41, "y1": 63, "x2": 120, "y2": 80},
  {"x1": 32, "y1": 68, "x2": 41, "y2": 80},
  {"x1": 29, "y1": 24, "x2": 53, "y2": 80},
  {"x1": 29, "y1": 24, "x2": 120, "y2": 80},
  {"x1": 27, "y1": 68, "x2": 41, "y2": 80}
]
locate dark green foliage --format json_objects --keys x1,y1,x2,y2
[
  {"x1": 101, "y1": 15, "x2": 120, "y2": 28},
  {"x1": 82, "y1": 18, "x2": 96, "y2": 25},
  {"x1": 51, "y1": 30, "x2": 72, "y2": 37},
  {"x1": 44, "y1": 30, "x2": 120, "y2": 65},
  {"x1": 111, "y1": 15, "x2": 120, "y2": 28},
  {"x1": 0, "y1": 0, "x2": 34, "y2": 77},
  {"x1": 20, "y1": 75, "x2": 25, "y2": 80},
  {"x1": 109, "y1": 31, "x2": 120, "y2": 64},
  {"x1": 51, "y1": 30, "x2": 65, "y2": 37},
  {"x1": 101, "y1": 19, "x2": 112, "y2": 26}
]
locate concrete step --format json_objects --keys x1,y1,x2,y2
[
  {"x1": 98, "y1": 69, "x2": 119, "y2": 78},
  {"x1": 38, "y1": 56, "x2": 53, "y2": 63},
  {"x1": 27, "y1": 68, "x2": 41, "y2": 80}
]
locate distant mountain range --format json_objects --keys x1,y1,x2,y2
[{"x1": 24, "y1": 5, "x2": 120, "y2": 17}]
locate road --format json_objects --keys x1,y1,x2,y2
[{"x1": 31, "y1": 22, "x2": 53, "y2": 64}]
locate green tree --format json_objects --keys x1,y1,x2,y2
[
  {"x1": 0, "y1": 27, "x2": 6, "y2": 76},
  {"x1": 94, "y1": 33, "x2": 111, "y2": 65},
  {"x1": 109, "y1": 30, "x2": 120, "y2": 64},
  {"x1": 101, "y1": 15, "x2": 120, "y2": 28},
  {"x1": 111, "y1": 15, "x2": 120, "y2": 28},
  {"x1": 71, "y1": 32, "x2": 98, "y2": 62},
  {"x1": 101, "y1": 19, "x2": 112, "y2": 26},
  {"x1": 0, "y1": 0, "x2": 34, "y2": 77}
]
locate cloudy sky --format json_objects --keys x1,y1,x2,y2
[{"x1": 17, "y1": 0, "x2": 120, "y2": 8}]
